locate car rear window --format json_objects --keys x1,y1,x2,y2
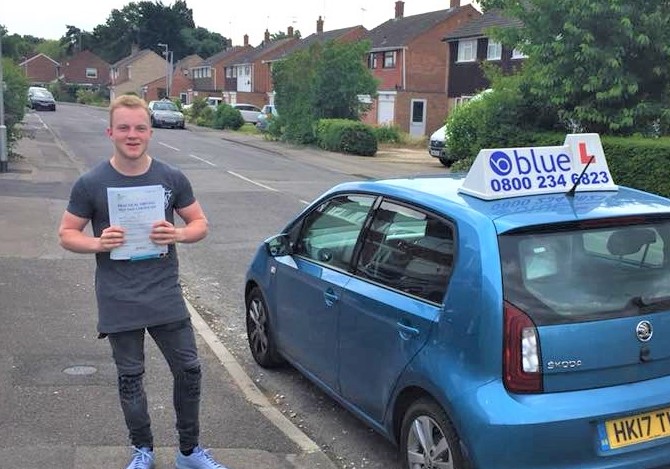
[{"x1": 499, "y1": 218, "x2": 670, "y2": 324}]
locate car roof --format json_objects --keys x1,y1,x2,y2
[{"x1": 325, "y1": 174, "x2": 670, "y2": 233}]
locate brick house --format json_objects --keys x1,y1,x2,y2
[
  {"x1": 361, "y1": 0, "x2": 479, "y2": 137},
  {"x1": 223, "y1": 30, "x2": 299, "y2": 108},
  {"x1": 189, "y1": 42, "x2": 252, "y2": 104},
  {"x1": 261, "y1": 18, "x2": 368, "y2": 106},
  {"x1": 167, "y1": 54, "x2": 203, "y2": 102},
  {"x1": 443, "y1": 9, "x2": 524, "y2": 109},
  {"x1": 110, "y1": 47, "x2": 167, "y2": 100},
  {"x1": 19, "y1": 53, "x2": 61, "y2": 86},
  {"x1": 60, "y1": 50, "x2": 110, "y2": 89}
]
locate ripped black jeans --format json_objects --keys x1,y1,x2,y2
[{"x1": 108, "y1": 319, "x2": 201, "y2": 452}]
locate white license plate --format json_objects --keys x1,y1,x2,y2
[{"x1": 430, "y1": 150, "x2": 441, "y2": 157}]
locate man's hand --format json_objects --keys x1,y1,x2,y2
[
  {"x1": 99, "y1": 226, "x2": 126, "y2": 251},
  {"x1": 150, "y1": 220, "x2": 181, "y2": 245}
]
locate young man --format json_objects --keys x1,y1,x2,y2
[{"x1": 58, "y1": 95, "x2": 227, "y2": 469}]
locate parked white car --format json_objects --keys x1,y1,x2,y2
[{"x1": 232, "y1": 103, "x2": 262, "y2": 124}]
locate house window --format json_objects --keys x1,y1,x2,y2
[
  {"x1": 206, "y1": 67, "x2": 211, "y2": 78},
  {"x1": 368, "y1": 53, "x2": 377, "y2": 69},
  {"x1": 457, "y1": 39, "x2": 477, "y2": 62},
  {"x1": 512, "y1": 48, "x2": 528, "y2": 59},
  {"x1": 180, "y1": 93, "x2": 187, "y2": 104},
  {"x1": 383, "y1": 51, "x2": 396, "y2": 68},
  {"x1": 85, "y1": 68, "x2": 98, "y2": 78},
  {"x1": 486, "y1": 41, "x2": 502, "y2": 61},
  {"x1": 226, "y1": 67, "x2": 232, "y2": 78},
  {"x1": 232, "y1": 67, "x2": 237, "y2": 78},
  {"x1": 455, "y1": 95, "x2": 475, "y2": 106}
]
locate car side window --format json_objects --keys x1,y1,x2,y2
[
  {"x1": 356, "y1": 201, "x2": 454, "y2": 303},
  {"x1": 294, "y1": 195, "x2": 375, "y2": 270}
]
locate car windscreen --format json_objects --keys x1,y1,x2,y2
[
  {"x1": 33, "y1": 90, "x2": 53, "y2": 98},
  {"x1": 154, "y1": 102, "x2": 177, "y2": 111},
  {"x1": 499, "y1": 218, "x2": 670, "y2": 325}
]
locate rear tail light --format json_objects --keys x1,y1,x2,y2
[{"x1": 503, "y1": 301, "x2": 543, "y2": 393}]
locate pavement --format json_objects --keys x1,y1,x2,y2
[{"x1": 0, "y1": 117, "x2": 427, "y2": 469}]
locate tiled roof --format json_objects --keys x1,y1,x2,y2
[
  {"x1": 112, "y1": 49, "x2": 155, "y2": 68},
  {"x1": 269, "y1": 26, "x2": 366, "y2": 62},
  {"x1": 202, "y1": 47, "x2": 244, "y2": 66},
  {"x1": 365, "y1": 6, "x2": 466, "y2": 50},
  {"x1": 230, "y1": 37, "x2": 298, "y2": 65},
  {"x1": 443, "y1": 9, "x2": 522, "y2": 41}
]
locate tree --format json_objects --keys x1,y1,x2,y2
[
  {"x1": 272, "y1": 39, "x2": 378, "y2": 143},
  {"x1": 270, "y1": 30, "x2": 301, "y2": 41},
  {"x1": 480, "y1": 0, "x2": 670, "y2": 135},
  {"x1": 35, "y1": 40, "x2": 66, "y2": 61},
  {"x1": 1, "y1": 57, "x2": 28, "y2": 151},
  {"x1": 86, "y1": 0, "x2": 204, "y2": 64}
]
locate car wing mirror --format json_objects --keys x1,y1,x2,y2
[{"x1": 265, "y1": 234, "x2": 292, "y2": 257}]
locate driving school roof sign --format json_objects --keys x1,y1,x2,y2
[{"x1": 458, "y1": 133, "x2": 618, "y2": 200}]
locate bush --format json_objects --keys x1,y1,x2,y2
[
  {"x1": 316, "y1": 119, "x2": 377, "y2": 156},
  {"x1": 2, "y1": 58, "x2": 28, "y2": 153},
  {"x1": 76, "y1": 88, "x2": 108, "y2": 106},
  {"x1": 212, "y1": 104, "x2": 244, "y2": 130},
  {"x1": 194, "y1": 106, "x2": 215, "y2": 127},
  {"x1": 374, "y1": 125, "x2": 402, "y2": 144},
  {"x1": 186, "y1": 97, "x2": 210, "y2": 124}
]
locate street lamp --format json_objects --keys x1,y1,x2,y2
[
  {"x1": 157, "y1": 42, "x2": 171, "y2": 99},
  {"x1": 0, "y1": 31, "x2": 8, "y2": 173}
]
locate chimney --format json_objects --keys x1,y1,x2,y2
[
  {"x1": 288, "y1": 26, "x2": 294, "y2": 37},
  {"x1": 317, "y1": 16, "x2": 324, "y2": 34},
  {"x1": 395, "y1": 1, "x2": 404, "y2": 19},
  {"x1": 264, "y1": 29, "x2": 271, "y2": 44},
  {"x1": 244, "y1": 34, "x2": 249, "y2": 47},
  {"x1": 131, "y1": 43, "x2": 140, "y2": 55},
  {"x1": 450, "y1": 0, "x2": 460, "y2": 7},
  {"x1": 228, "y1": 38, "x2": 233, "y2": 48}
]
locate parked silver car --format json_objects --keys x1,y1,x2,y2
[{"x1": 148, "y1": 100, "x2": 185, "y2": 129}]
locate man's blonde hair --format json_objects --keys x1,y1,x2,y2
[{"x1": 109, "y1": 95, "x2": 151, "y2": 126}]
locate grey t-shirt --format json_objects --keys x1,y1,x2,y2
[{"x1": 66, "y1": 158, "x2": 196, "y2": 333}]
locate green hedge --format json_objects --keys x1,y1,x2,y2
[
  {"x1": 451, "y1": 132, "x2": 670, "y2": 199},
  {"x1": 603, "y1": 136, "x2": 670, "y2": 198},
  {"x1": 315, "y1": 119, "x2": 377, "y2": 156}
]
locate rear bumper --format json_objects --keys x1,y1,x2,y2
[{"x1": 455, "y1": 378, "x2": 670, "y2": 468}]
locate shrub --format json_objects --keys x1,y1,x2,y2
[
  {"x1": 316, "y1": 119, "x2": 377, "y2": 156},
  {"x1": 374, "y1": 125, "x2": 402, "y2": 144},
  {"x1": 194, "y1": 106, "x2": 215, "y2": 127},
  {"x1": 212, "y1": 104, "x2": 244, "y2": 130}
]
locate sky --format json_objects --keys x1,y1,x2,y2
[{"x1": 2, "y1": 0, "x2": 479, "y2": 47}]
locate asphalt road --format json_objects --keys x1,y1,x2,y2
[{"x1": 19, "y1": 103, "x2": 446, "y2": 469}]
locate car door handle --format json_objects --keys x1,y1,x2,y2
[
  {"x1": 397, "y1": 322, "x2": 420, "y2": 340},
  {"x1": 323, "y1": 288, "x2": 339, "y2": 307}
]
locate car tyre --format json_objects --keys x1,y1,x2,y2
[
  {"x1": 246, "y1": 286, "x2": 283, "y2": 368},
  {"x1": 439, "y1": 157, "x2": 452, "y2": 167},
  {"x1": 400, "y1": 397, "x2": 466, "y2": 469}
]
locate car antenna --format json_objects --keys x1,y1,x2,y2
[{"x1": 566, "y1": 155, "x2": 595, "y2": 197}]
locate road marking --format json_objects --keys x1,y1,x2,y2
[
  {"x1": 186, "y1": 301, "x2": 323, "y2": 454},
  {"x1": 227, "y1": 171, "x2": 278, "y2": 192},
  {"x1": 299, "y1": 200, "x2": 311, "y2": 205},
  {"x1": 159, "y1": 142, "x2": 180, "y2": 151},
  {"x1": 189, "y1": 153, "x2": 217, "y2": 166},
  {"x1": 34, "y1": 114, "x2": 48, "y2": 129}
]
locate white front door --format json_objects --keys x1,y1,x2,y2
[
  {"x1": 377, "y1": 93, "x2": 396, "y2": 126},
  {"x1": 409, "y1": 99, "x2": 427, "y2": 137}
]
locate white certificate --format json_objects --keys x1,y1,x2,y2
[{"x1": 107, "y1": 185, "x2": 168, "y2": 261}]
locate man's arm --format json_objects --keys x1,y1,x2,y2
[
  {"x1": 58, "y1": 211, "x2": 125, "y2": 253},
  {"x1": 150, "y1": 201, "x2": 208, "y2": 245}
]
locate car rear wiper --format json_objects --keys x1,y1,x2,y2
[{"x1": 629, "y1": 295, "x2": 670, "y2": 310}]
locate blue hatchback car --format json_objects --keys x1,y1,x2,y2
[{"x1": 244, "y1": 134, "x2": 670, "y2": 468}]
